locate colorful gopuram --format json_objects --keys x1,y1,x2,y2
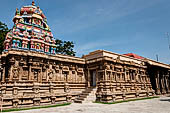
[{"x1": 4, "y1": 1, "x2": 56, "y2": 54}]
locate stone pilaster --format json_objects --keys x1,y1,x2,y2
[
  {"x1": 33, "y1": 83, "x2": 40, "y2": 106},
  {"x1": 155, "y1": 71, "x2": 161, "y2": 95}
]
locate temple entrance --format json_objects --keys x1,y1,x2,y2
[{"x1": 90, "y1": 70, "x2": 96, "y2": 87}]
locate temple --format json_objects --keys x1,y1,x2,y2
[
  {"x1": 0, "y1": 1, "x2": 170, "y2": 109},
  {"x1": 4, "y1": 1, "x2": 56, "y2": 54}
]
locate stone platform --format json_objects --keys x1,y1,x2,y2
[{"x1": 10, "y1": 96, "x2": 170, "y2": 113}]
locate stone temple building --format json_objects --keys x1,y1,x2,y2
[{"x1": 0, "y1": 1, "x2": 170, "y2": 109}]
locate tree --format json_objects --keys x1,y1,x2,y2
[
  {"x1": 0, "y1": 21, "x2": 9, "y2": 54},
  {"x1": 55, "y1": 39, "x2": 76, "y2": 56},
  {"x1": 55, "y1": 39, "x2": 64, "y2": 54}
]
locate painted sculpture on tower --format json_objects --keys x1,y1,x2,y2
[{"x1": 4, "y1": 1, "x2": 56, "y2": 54}]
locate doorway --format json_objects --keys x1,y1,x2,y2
[{"x1": 90, "y1": 70, "x2": 96, "y2": 87}]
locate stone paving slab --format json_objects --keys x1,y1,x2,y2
[{"x1": 10, "y1": 96, "x2": 170, "y2": 113}]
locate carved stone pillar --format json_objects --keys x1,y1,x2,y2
[
  {"x1": 12, "y1": 82, "x2": 19, "y2": 108},
  {"x1": 28, "y1": 65, "x2": 32, "y2": 81},
  {"x1": 104, "y1": 69, "x2": 107, "y2": 81},
  {"x1": 164, "y1": 75, "x2": 169, "y2": 93},
  {"x1": 168, "y1": 75, "x2": 170, "y2": 93},
  {"x1": 33, "y1": 83, "x2": 40, "y2": 106},
  {"x1": 75, "y1": 70, "x2": 77, "y2": 83},
  {"x1": 0, "y1": 70, "x2": 2, "y2": 82},
  {"x1": 96, "y1": 69, "x2": 98, "y2": 86},
  {"x1": 155, "y1": 71, "x2": 161, "y2": 95},
  {"x1": 166, "y1": 74, "x2": 170, "y2": 93},
  {"x1": 87, "y1": 69, "x2": 90, "y2": 87},
  {"x1": 39, "y1": 69, "x2": 42, "y2": 83},
  {"x1": 18, "y1": 67, "x2": 22, "y2": 81},
  {"x1": 124, "y1": 68, "x2": 127, "y2": 82},
  {"x1": 49, "y1": 83, "x2": 56, "y2": 104},
  {"x1": 2, "y1": 66, "x2": 5, "y2": 82},
  {"x1": 161, "y1": 72, "x2": 166, "y2": 94}
]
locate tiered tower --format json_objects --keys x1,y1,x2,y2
[{"x1": 4, "y1": 1, "x2": 56, "y2": 54}]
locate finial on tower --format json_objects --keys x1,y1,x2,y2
[
  {"x1": 15, "y1": 8, "x2": 19, "y2": 15},
  {"x1": 32, "y1": 0, "x2": 35, "y2": 6}
]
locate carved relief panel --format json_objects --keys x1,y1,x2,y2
[
  {"x1": 30, "y1": 68, "x2": 41, "y2": 82},
  {"x1": 47, "y1": 64, "x2": 52, "y2": 81},
  {"x1": 77, "y1": 67, "x2": 84, "y2": 82},
  {"x1": 11, "y1": 60, "x2": 20, "y2": 81},
  {"x1": 62, "y1": 66, "x2": 69, "y2": 82},
  {"x1": 54, "y1": 65, "x2": 60, "y2": 81}
]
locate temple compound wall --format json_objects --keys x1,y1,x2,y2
[
  {"x1": 0, "y1": 50, "x2": 170, "y2": 108},
  {"x1": 83, "y1": 50, "x2": 170, "y2": 102},
  {"x1": 0, "y1": 1, "x2": 170, "y2": 109},
  {"x1": 0, "y1": 49, "x2": 86, "y2": 109},
  {"x1": 84, "y1": 50, "x2": 154, "y2": 102}
]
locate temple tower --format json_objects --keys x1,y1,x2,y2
[{"x1": 4, "y1": 1, "x2": 56, "y2": 54}]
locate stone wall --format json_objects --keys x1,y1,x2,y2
[
  {"x1": 86, "y1": 57, "x2": 154, "y2": 102},
  {"x1": 0, "y1": 50, "x2": 87, "y2": 109},
  {"x1": 0, "y1": 49, "x2": 170, "y2": 108},
  {"x1": 147, "y1": 65, "x2": 170, "y2": 95}
]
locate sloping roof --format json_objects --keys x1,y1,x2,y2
[{"x1": 123, "y1": 53, "x2": 145, "y2": 59}]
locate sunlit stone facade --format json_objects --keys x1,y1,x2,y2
[{"x1": 0, "y1": 1, "x2": 170, "y2": 109}]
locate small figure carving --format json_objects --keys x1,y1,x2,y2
[
  {"x1": 64, "y1": 83, "x2": 70, "y2": 93},
  {"x1": 47, "y1": 65, "x2": 54, "y2": 81},
  {"x1": 34, "y1": 71, "x2": 38, "y2": 81},
  {"x1": 48, "y1": 70, "x2": 53, "y2": 80},
  {"x1": 13, "y1": 67, "x2": 19, "y2": 78},
  {"x1": 12, "y1": 61, "x2": 20, "y2": 79}
]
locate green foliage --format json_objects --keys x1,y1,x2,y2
[
  {"x1": 2, "y1": 103, "x2": 71, "y2": 112},
  {"x1": 55, "y1": 39, "x2": 76, "y2": 56},
  {"x1": 0, "y1": 21, "x2": 9, "y2": 54}
]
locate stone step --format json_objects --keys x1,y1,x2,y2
[
  {"x1": 74, "y1": 87, "x2": 97, "y2": 103},
  {"x1": 74, "y1": 99, "x2": 83, "y2": 103},
  {"x1": 82, "y1": 91, "x2": 91, "y2": 93},
  {"x1": 88, "y1": 92, "x2": 96, "y2": 95},
  {"x1": 81, "y1": 92, "x2": 90, "y2": 95},
  {"x1": 79, "y1": 95, "x2": 88, "y2": 98},
  {"x1": 77, "y1": 97, "x2": 85, "y2": 100}
]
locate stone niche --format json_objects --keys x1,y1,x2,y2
[
  {"x1": 92, "y1": 60, "x2": 155, "y2": 103},
  {"x1": 0, "y1": 50, "x2": 86, "y2": 109}
]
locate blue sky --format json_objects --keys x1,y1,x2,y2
[{"x1": 1, "y1": 0, "x2": 170, "y2": 63}]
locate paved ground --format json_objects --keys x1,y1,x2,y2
[{"x1": 10, "y1": 96, "x2": 170, "y2": 113}]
